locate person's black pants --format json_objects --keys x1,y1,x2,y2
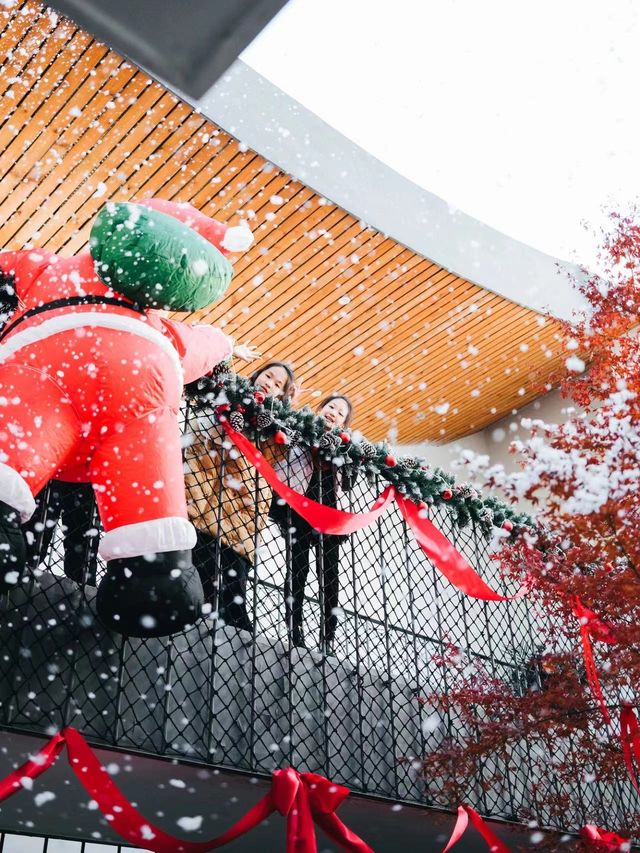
[
  {"x1": 192, "y1": 530, "x2": 254, "y2": 632},
  {"x1": 285, "y1": 532, "x2": 341, "y2": 647},
  {"x1": 23, "y1": 480, "x2": 98, "y2": 584}
]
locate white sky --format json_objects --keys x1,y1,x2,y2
[{"x1": 242, "y1": 0, "x2": 640, "y2": 268}]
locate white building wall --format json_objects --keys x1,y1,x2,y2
[{"x1": 396, "y1": 387, "x2": 575, "y2": 485}]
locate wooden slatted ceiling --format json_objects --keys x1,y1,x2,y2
[{"x1": 0, "y1": 1, "x2": 566, "y2": 443}]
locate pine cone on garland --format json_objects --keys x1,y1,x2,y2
[
  {"x1": 360, "y1": 440, "x2": 377, "y2": 460},
  {"x1": 256, "y1": 411, "x2": 274, "y2": 430},
  {"x1": 284, "y1": 428, "x2": 300, "y2": 447},
  {"x1": 229, "y1": 411, "x2": 245, "y2": 431},
  {"x1": 211, "y1": 359, "x2": 233, "y2": 379},
  {"x1": 319, "y1": 432, "x2": 341, "y2": 450},
  {"x1": 398, "y1": 456, "x2": 418, "y2": 470},
  {"x1": 478, "y1": 507, "x2": 494, "y2": 533},
  {"x1": 455, "y1": 483, "x2": 476, "y2": 500}
]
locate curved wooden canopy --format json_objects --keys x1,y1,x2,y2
[{"x1": 0, "y1": 0, "x2": 566, "y2": 443}]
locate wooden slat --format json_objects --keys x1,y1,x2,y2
[
  {"x1": 0, "y1": 1, "x2": 571, "y2": 444},
  {"x1": 0, "y1": 72, "x2": 154, "y2": 245},
  {"x1": 14, "y1": 87, "x2": 177, "y2": 246},
  {"x1": 0, "y1": 3, "x2": 58, "y2": 105}
]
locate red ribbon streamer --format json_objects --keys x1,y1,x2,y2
[
  {"x1": 222, "y1": 423, "x2": 530, "y2": 602},
  {"x1": 620, "y1": 704, "x2": 640, "y2": 795},
  {"x1": 441, "y1": 804, "x2": 511, "y2": 853},
  {"x1": 573, "y1": 599, "x2": 618, "y2": 645},
  {"x1": 577, "y1": 622, "x2": 611, "y2": 726},
  {"x1": 395, "y1": 493, "x2": 531, "y2": 601},
  {"x1": 221, "y1": 421, "x2": 394, "y2": 535},
  {"x1": 581, "y1": 824, "x2": 630, "y2": 851},
  {"x1": 572, "y1": 598, "x2": 617, "y2": 726},
  {"x1": 0, "y1": 727, "x2": 373, "y2": 853}
]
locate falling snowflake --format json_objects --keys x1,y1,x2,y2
[
  {"x1": 565, "y1": 355, "x2": 585, "y2": 373},
  {"x1": 34, "y1": 791, "x2": 56, "y2": 807},
  {"x1": 177, "y1": 815, "x2": 203, "y2": 832}
]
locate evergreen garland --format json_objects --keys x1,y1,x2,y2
[{"x1": 185, "y1": 372, "x2": 536, "y2": 541}]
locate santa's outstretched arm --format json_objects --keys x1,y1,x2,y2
[
  {"x1": 159, "y1": 317, "x2": 234, "y2": 384},
  {"x1": 157, "y1": 317, "x2": 260, "y2": 384}
]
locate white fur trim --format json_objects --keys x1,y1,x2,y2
[
  {"x1": 99, "y1": 517, "x2": 197, "y2": 560},
  {"x1": 221, "y1": 224, "x2": 254, "y2": 253},
  {"x1": 0, "y1": 313, "x2": 183, "y2": 394},
  {"x1": 0, "y1": 462, "x2": 36, "y2": 521}
]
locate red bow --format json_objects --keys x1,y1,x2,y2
[
  {"x1": 581, "y1": 824, "x2": 630, "y2": 851},
  {"x1": 270, "y1": 768, "x2": 374, "y2": 853},
  {"x1": 572, "y1": 598, "x2": 617, "y2": 725},
  {"x1": 573, "y1": 598, "x2": 618, "y2": 645},
  {"x1": 0, "y1": 728, "x2": 373, "y2": 853}
]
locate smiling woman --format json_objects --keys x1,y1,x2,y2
[
  {"x1": 185, "y1": 361, "x2": 299, "y2": 633},
  {"x1": 272, "y1": 393, "x2": 356, "y2": 654},
  {"x1": 249, "y1": 361, "x2": 296, "y2": 400}
]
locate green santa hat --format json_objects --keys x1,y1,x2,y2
[{"x1": 90, "y1": 198, "x2": 253, "y2": 311}]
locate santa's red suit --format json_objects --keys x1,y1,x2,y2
[{"x1": 0, "y1": 202, "x2": 250, "y2": 637}]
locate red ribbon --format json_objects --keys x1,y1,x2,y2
[
  {"x1": 222, "y1": 423, "x2": 530, "y2": 602},
  {"x1": 572, "y1": 598, "x2": 617, "y2": 725},
  {"x1": 620, "y1": 704, "x2": 640, "y2": 795},
  {"x1": 395, "y1": 493, "x2": 531, "y2": 601},
  {"x1": 221, "y1": 421, "x2": 394, "y2": 535},
  {"x1": 573, "y1": 599, "x2": 618, "y2": 645},
  {"x1": 441, "y1": 804, "x2": 511, "y2": 853},
  {"x1": 0, "y1": 727, "x2": 373, "y2": 853},
  {"x1": 581, "y1": 824, "x2": 630, "y2": 851}
]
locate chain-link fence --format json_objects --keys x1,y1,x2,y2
[{"x1": 0, "y1": 412, "x2": 636, "y2": 837}]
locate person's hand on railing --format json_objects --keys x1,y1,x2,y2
[{"x1": 232, "y1": 340, "x2": 262, "y2": 362}]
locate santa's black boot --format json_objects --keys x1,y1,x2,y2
[
  {"x1": 96, "y1": 549, "x2": 204, "y2": 637},
  {"x1": 0, "y1": 499, "x2": 27, "y2": 594}
]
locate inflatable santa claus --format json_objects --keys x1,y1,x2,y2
[{"x1": 0, "y1": 199, "x2": 254, "y2": 638}]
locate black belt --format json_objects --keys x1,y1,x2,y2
[{"x1": 0, "y1": 295, "x2": 144, "y2": 343}]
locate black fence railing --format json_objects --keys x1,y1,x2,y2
[{"x1": 0, "y1": 414, "x2": 636, "y2": 838}]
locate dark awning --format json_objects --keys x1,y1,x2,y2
[{"x1": 50, "y1": 0, "x2": 289, "y2": 98}]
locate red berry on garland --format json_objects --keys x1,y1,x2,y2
[
  {"x1": 237, "y1": 405, "x2": 246, "y2": 414},
  {"x1": 502, "y1": 519, "x2": 513, "y2": 532},
  {"x1": 339, "y1": 431, "x2": 351, "y2": 444},
  {"x1": 254, "y1": 391, "x2": 266, "y2": 404},
  {"x1": 385, "y1": 454, "x2": 397, "y2": 467},
  {"x1": 274, "y1": 430, "x2": 288, "y2": 445},
  {"x1": 441, "y1": 488, "x2": 453, "y2": 501}
]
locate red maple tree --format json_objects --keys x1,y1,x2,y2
[{"x1": 417, "y1": 213, "x2": 640, "y2": 847}]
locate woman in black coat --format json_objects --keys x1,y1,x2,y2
[{"x1": 276, "y1": 395, "x2": 354, "y2": 655}]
